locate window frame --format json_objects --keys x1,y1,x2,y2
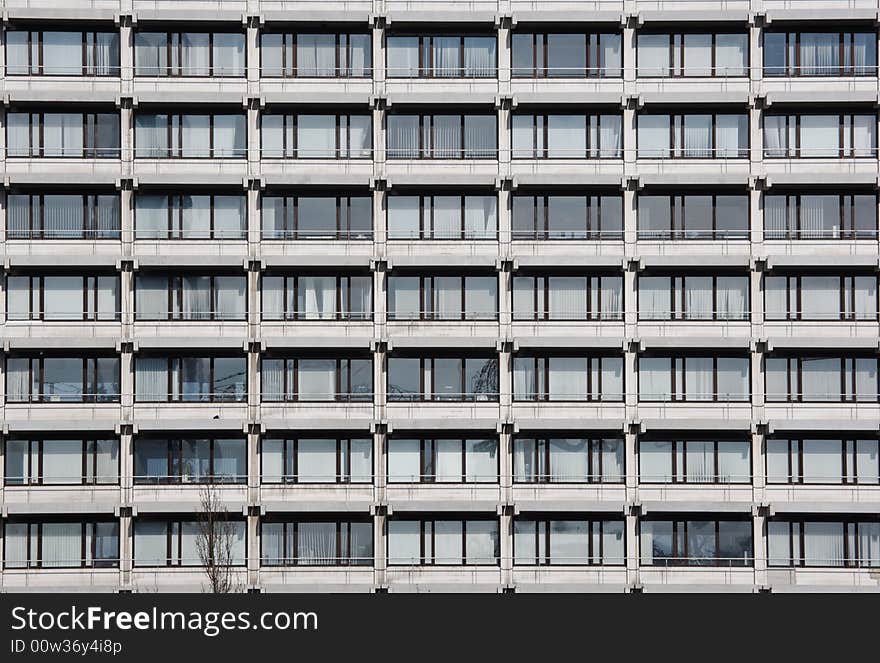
[
  {"x1": 133, "y1": 30, "x2": 246, "y2": 78},
  {"x1": 260, "y1": 31, "x2": 372, "y2": 78},
  {"x1": 2, "y1": 520, "x2": 120, "y2": 569},
  {"x1": 260, "y1": 436, "x2": 374, "y2": 484},
  {"x1": 386, "y1": 436, "x2": 500, "y2": 484},
  {"x1": 5, "y1": 354, "x2": 121, "y2": 404},
  {"x1": 386, "y1": 354, "x2": 500, "y2": 402},
  {"x1": 260, "y1": 355, "x2": 374, "y2": 403},
  {"x1": 4, "y1": 437, "x2": 121, "y2": 486},
  {"x1": 133, "y1": 354, "x2": 248, "y2": 403},
  {"x1": 132, "y1": 436, "x2": 248, "y2": 485}
]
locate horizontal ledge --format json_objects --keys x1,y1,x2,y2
[
  {"x1": 639, "y1": 336, "x2": 752, "y2": 349},
  {"x1": 640, "y1": 255, "x2": 751, "y2": 269},
  {"x1": 641, "y1": 500, "x2": 754, "y2": 514},
  {"x1": 765, "y1": 90, "x2": 878, "y2": 106},
  {"x1": 388, "y1": 583, "x2": 502, "y2": 594},
  {"x1": 766, "y1": 255, "x2": 880, "y2": 270},
  {"x1": 514, "y1": 255, "x2": 625, "y2": 269},
  {"x1": 512, "y1": 10, "x2": 624, "y2": 24},
  {"x1": 387, "y1": 11, "x2": 498, "y2": 24},
  {"x1": 640, "y1": 583, "x2": 756, "y2": 594},
  {"x1": 387, "y1": 91, "x2": 498, "y2": 106},
  {"x1": 639, "y1": 91, "x2": 749, "y2": 105},
  {"x1": 766, "y1": 172, "x2": 879, "y2": 187},
  {"x1": 512, "y1": 92, "x2": 623, "y2": 107},
  {"x1": 134, "y1": 173, "x2": 247, "y2": 187},
  {"x1": 262, "y1": 91, "x2": 372, "y2": 106},
  {"x1": 5, "y1": 172, "x2": 120, "y2": 186},
  {"x1": 134, "y1": 255, "x2": 245, "y2": 268},
  {"x1": 134, "y1": 91, "x2": 246, "y2": 106},
  {"x1": 387, "y1": 172, "x2": 499, "y2": 188},
  {"x1": 263, "y1": 336, "x2": 373, "y2": 349},
  {"x1": 134, "y1": 501, "x2": 246, "y2": 515},
  {"x1": 513, "y1": 336, "x2": 624, "y2": 350},
  {"x1": 770, "y1": 501, "x2": 880, "y2": 515},
  {"x1": 133, "y1": 337, "x2": 246, "y2": 350},
  {"x1": 387, "y1": 418, "x2": 500, "y2": 432},
  {"x1": 389, "y1": 500, "x2": 499, "y2": 513},
  {"x1": 262, "y1": 501, "x2": 373, "y2": 514},
  {"x1": 639, "y1": 10, "x2": 751, "y2": 23},
  {"x1": 4, "y1": 337, "x2": 118, "y2": 350},
  {"x1": 5, "y1": 8, "x2": 118, "y2": 22},
  {"x1": 260, "y1": 172, "x2": 373, "y2": 187},
  {"x1": 4, "y1": 420, "x2": 118, "y2": 433},
  {"x1": 388, "y1": 336, "x2": 499, "y2": 349},
  {"x1": 262, "y1": 10, "x2": 371, "y2": 24},
  {"x1": 767, "y1": 418, "x2": 880, "y2": 434},
  {"x1": 262, "y1": 255, "x2": 372, "y2": 268},
  {"x1": 133, "y1": 10, "x2": 246, "y2": 23},
  {"x1": 513, "y1": 583, "x2": 628, "y2": 594},
  {"x1": 513, "y1": 418, "x2": 626, "y2": 432},
  {"x1": 639, "y1": 172, "x2": 750, "y2": 187},
  {"x1": 766, "y1": 337, "x2": 880, "y2": 351},
  {"x1": 133, "y1": 418, "x2": 247, "y2": 432},
  {"x1": 261, "y1": 417, "x2": 375, "y2": 432},
  {"x1": 515, "y1": 500, "x2": 625, "y2": 514},
  {"x1": 513, "y1": 173, "x2": 623, "y2": 188},
  {"x1": 4, "y1": 502, "x2": 119, "y2": 516},
  {"x1": 640, "y1": 418, "x2": 754, "y2": 433},
  {"x1": 7, "y1": 89, "x2": 119, "y2": 104},
  {"x1": 387, "y1": 254, "x2": 499, "y2": 268},
  {"x1": 261, "y1": 583, "x2": 374, "y2": 594},
  {"x1": 4, "y1": 254, "x2": 121, "y2": 268}
]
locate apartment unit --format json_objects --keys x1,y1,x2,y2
[{"x1": 0, "y1": 0, "x2": 879, "y2": 594}]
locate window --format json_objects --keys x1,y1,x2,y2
[
  {"x1": 133, "y1": 519, "x2": 245, "y2": 567},
  {"x1": 6, "y1": 112, "x2": 119, "y2": 158},
  {"x1": 261, "y1": 274, "x2": 372, "y2": 321},
  {"x1": 261, "y1": 32, "x2": 370, "y2": 77},
  {"x1": 133, "y1": 438, "x2": 246, "y2": 484},
  {"x1": 387, "y1": 274, "x2": 497, "y2": 321},
  {"x1": 134, "y1": 356, "x2": 246, "y2": 402},
  {"x1": 3, "y1": 521, "x2": 119, "y2": 569},
  {"x1": 639, "y1": 439, "x2": 751, "y2": 483},
  {"x1": 513, "y1": 437, "x2": 624, "y2": 483},
  {"x1": 261, "y1": 356, "x2": 372, "y2": 402},
  {"x1": 637, "y1": 194, "x2": 749, "y2": 240},
  {"x1": 134, "y1": 194, "x2": 246, "y2": 240},
  {"x1": 637, "y1": 33, "x2": 748, "y2": 77},
  {"x1": 134, "y1": 274, "x2": 246, "y2": 321},
  {"x1": 764, "y1": 114, "x2": 876, "y2": 158},
  {"x1": 387, "y1": 35, "x2": 496, "y2": 78},
  {"x1": 638, "y1": 355, "x2": 750, "y2": 402},
  {"x1": 6, "y1": 30, "x2": 119, "y2": 76},
  {"x1": 7, "y1": 274, "x2": 119, "y2": 321},
  {"x1": 513, "y1": 355, "x2": 624, "y2": 402},
  {"x1": 768, "y1": 520, "x2": 879, "y2": 567},
  {"x1": 6, "y1": 193, "x2": 119, "y2": 240},
  {"x1": 387, "y1": 194, "x2": 497, "y2": 240},
  {"x1": 261, "y1": 194, "x2": 372, "y2": 240},
  {"x1": 262, "y1": 520, "x2": 373, "y2": 566},
  {"x1": 764, "y1": 194, "x2": 877, "y2": 240},
  {"x1": 387, "y1": 355, "x2": 498, "y2": 401},
  {"x1": 638, "y1": 113, "x2": 748, "y2": 158},
  {"x1": 767, "y1": 438, "x2": 879, "y2": 485},
  {"x1": 765, "y1": 356, "x2": 879, "y2": 402},
  {"x1": 514, "y1": 518, "x2": 625, "y2": 565},
  {"x1": 134, "y1": 31, "x2": 245, "y2": 76},
  {"x1": 134, "y1": 113, "x2": 246, "y2": 158},
  {"x1": 261, "y1": 437, "x2": 372, "y2": 483},
  {"x1": 512, "y1": 32, "x2": 622, "y2": 78},
  {"x1": 5, "y1": 438, "x2": 119, "y2": 486},
  {"x1": 512, "y1": 113, "x2": 622, "y2": 159},
  {"x1": 387, "y1": 518, "x2": 499, "y2": 565},
  {"x1": 765, "y1": 274, "x2": 878, "y2": 321},
  {"x1": 638, "y1": 274, "x2": 749, "y2": 320},
  {"x1": 387, "y1": 438, "x2": 498, "y2": 483},
  {"x1": 261, "y1": 113, "x2": 371, "y2": 158},
  {"x1": 512, "y1": 194, "x2": 623, "y2": 240},
  {"x1": 387, "y1": 113, "x2": 497, "y2": 159},
  {"x1": 6, "y1": 355, "x2": 119, "y2": 403},
  {"x1": 640, "y1": 519, "x2": 753, "y2": 566},
  {"x1": 513, "y1": 274, "x2": 623, "y2": 320},
  {"x1": 764, "y1": 32, "x2": 877, "y2": 77}
]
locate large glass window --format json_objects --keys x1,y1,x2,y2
[
  {"x1": 134, "y1": 193, "x2": 246, "y2": 240},
  {"x1": 387, "y1": 355, "x2": 498, "y2": 402},
  {"x1": 3, "y1": 521, "x2": 119, "y2": 569},
  {"x1": 7, "y1": 193, "x2": 119, "y2": 240},
  {"x1": 765, "y1": 356, "x2": 879, "y2": 402},
  {"x1": 261, "y1": 113, "x2": 372, "y2": 159},
  {"x1": 513, "y1": 355, "x2": 623, "y2": 402},
  {"x1": 639, "y1": 439, "x2": 751, "y2": 483},
  {"x1": 134, "y1": 273, "x2": 245, "y2": 321},
  {"x1": 767, "y1": 438, "x2": 879, "y2": 485},
  {"x1": 764, "y1": 194, "x2": 877, "y2": 240},
  {"x1": 768, "y1": 520, "x2": 879, "y2": 567},
  {"x1": 260, "y1": 356, "x2": 372, "y2": 402},
  {"x1": 640, "y1": 519, "x2": 753, "y2": 566},
  {"x1": 6, "y1": 30, "x2": 120, "y2": 76},
  {"x1": 512, "y1": 113, "x2": 622, "y2": 159},
  {"x1": 261, "y1": 437, "x2": 372, "y2": 484},
  {"x1": 514, "y1": 518, "x2": 625, "y2": 565},
  {"x1": 512, "y1": 194, "x2": 622, "y2": 240},
  {"x1": 387, "y1": 274, "x2": 497, "y2": 321},
  {"x1": 638, "y1": 274, "x2": 749, "y2": 320},
  {"x1": 5, "y1": 438, "x2": 118, "y2": 486},
  {"x1": 764, "y1": 113, "x2": 876, "y2": 158},
  {"x1": 261, "y1": 274, "x2": 372, "y2": 321},
  {"x1": 261, "y1": 194, "x2": 371, "y2": 240},
  {"x1": 387, "y1": 518, "x2": 499, "y2": 565},
  {"x1": 638, "y1": 113, "x2": 748, "y2": 158},
  {"x1": 638, "y1": 355, "x2": 750, "y2": 402},
  {"x1": 387, "y1": 194, "x2": 497, "y2": 240},
  {"x1": 6, "y1": 112, "x2": 119, "y2": 158},
  {"x1": 637, "y1": 194, "x2": 749, "y2": 240},
  {"x1": 134, "y1": 113, "x2": 245, "y2": 158},
  {"x1": 133, "y1": 519, "x2": 245, "y2": 567},
  {"x1": 6, "y1": 355, "x2": 119, "y2": 403},
  {"x1": 765, "y1": 274, "x2": 878, "y2": 321},
  {"x1": 262, "y1": 520, "x2": 373, "y2": 566},
  {"x1": 512, "y1": 32, "x2": 621, "y2": 78},
  {"x1": 134, "y1": 31, "x2": 245, "y2": 77},
  {"x1": 7, "y1": 274, "x2": 119, "y2": 321},
  {"x1": 513, "y1": 437, "x2": 624, "y2": 483},
  {"x1": 133, "y1": 437, "x2": 246, "y2": 484},
  {"x1": 261, "y1": 32, "x2": 370, "y2": 77},
  {"x1": 513, "y1": 274, "x2": 623, "y2": 321},
  {"x1": 387, "y1": 35, "x2": 496, "y2": 78},
  {"x1": 637, "y1": 33, "x2": 748, "y2": 77},
  {"x1": 134, "y1": 356, "x2": 246, "y2": 402},
  {"x1": 387, "y1": 113, "x2": 496, "y2": 159},
  {"x1": 764, "y1": 32, "x2": 877, "y2": 76},
  {"x1": 387, "y1": 438, "x2": 498, "y2": 483}
]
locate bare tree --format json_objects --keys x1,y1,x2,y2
[{"x1": 196, "y1": 485, "x2": 241, "y2": 593}]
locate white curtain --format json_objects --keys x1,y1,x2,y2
[
  {"x1": 212, "y1": 33, "x2": 244, "y2": 76},
  {"x1": 349, "y1": 439, "x2": 373, "y2": 483},
  {"x1": 601, "y1": 277, "x2": 623, "y2": 320},
  {"x1": 638, "y1": 34, "x2": 670, "y2": 76},
  {"x1": 799, "y1": 115, "x2": 839, "y2": 158},
  {"x1": 182, "y1": 276, "x2": 211, "y2": 320},
  {"x1": 548, "y1": 277, "x2": 586, "y2": 320},
  {"x1": 388, "y1": 196, "x2": 420, "y2": 239},
  {"x1": 640, "y1": 441, "x2": 673, "y2": 482},
  {"x1": 512, "y1": 115, "x2": 536, "y2": 159},
  {"x1": 716, "y1": 114, "x2": 747, "y2": 158},
  {"x1": 685, "y1": 441, "x2": 714, "y2": 482},
  {"x1": 858, "y1": 523, "x2": 880, "y2": 566},
  {"x1": 803, "y1": 522, "x2": 845, "y2": 566},
  {"x1": 299, "y1": 276, "x2": 336, "y2": 320},
  {"x1": 852, "y1": 115, "x2": 875, "y2": 157},
  {"x1": 297, "y1": 34, "x2": 335, "y2": 77},
  {"x1": 43, "y1": 276, "x2": 82, "y2": 320},
  {"x1": 214, "y1": 195, "x2": 244, "y2": 239},
  {"x1": 801, "y1": 276, "x2": 839, "y2": 320},
  {"x1": 464, "y1": 276, "x2": 497, "y2": 320},
  {"x1": 347, "y1": 34, "x2": 370, "y2": 77},
  {"x1": 763, "y1": 116, "x2": 788, "y2": 158},
  {"x1": 5, "y1": 31, "x2": 30, "y2": 75},
  {"x1": 43, "y1": 113, "x2": 83, "y2": 157},
  {"x1": 601, "y1": 34, "x2": 622, "y2": 77},
  {"x1": 684, "y1": 277, "x2": 713, "y2": 320},
  {"x1": 388, "y1": 439, "x2": 420, "y2": 482},
  {"x1": 42, "y1": 440, "x2": 81, "y2": 484},
  {"x1": 464, "y1": 115, "x2": 496, "y2": 158},
  {"x1": 683, "y1": 34, "x2": 712, "y2": 76},
  {"x1": 181, "y1": 33, "x2": 210, "y2": 75},
  {"x1": 388, "y1": 276, "x2": 420, "y2": 320},
  {"x1": 180, "y1": 115, "x2": 210, "y2": 157},
  {"x1": 685, "y1": 357, "x2": 714, "y2": 401},
  {"x1": 42, "y1": 523, "x2": 81, "y2": 568},
  {"x1": 513, "y1": 358, "x2": 536, "y2": 400},
  {"x1": 435, "y1": 439, "x2": 462, "y2": 482},
  {"x1": 298, "y1": 359, "x2": 336, "y2": 400},
  {"x1": 215, "y1": 276, "x2": 245, "y2": 320},
  {"x1": 6, "y1": 358, "x2": 31, "y2": 401},
  {"x1": 435, "y1": 521, "x2": 463, "y2": 565},
  {"x1": 683, "y1": 114, "x2": 712, "y2": 158},
  {"x1": 716, "y1": 276, "x2": 748, "y2": 320},
  {"x1": 298, "y1": 114, "x2": 336, "y2": 158},
  {"x1": 548, "y1": 357, "x2": 587, "y2": 401},
  {"x1": 549, "y1": 439, "x2": 588, "y2": 481},
  {"x1": 432, "y1": 277, "x2": 460, "y2": 320},
  {"x1": 134, "y1": 521, "x2": 167, "y2": 566},
  {"x1": 599, "y1": 115, "x2": 622, "y2": 158},
  {"x1": 387, "y1": 37, "x2": 418, "y2": 78},
  {"x1": 432, "y1": 196, "x2": 460, "y2": 239},
  {"x1": 464, "y1": 37, "x2": 496, "y2": 77},
  {"x1": 800, "y1": 33, "x2": 837, "y2": 76},
  {"x1": 717, "y1": 358, "x2": 749, "y2": 401},
  {"x1": 465, "y1": 439, "x2": 496, "y2": 483},
  {"x1": 261, "y1": 359, "x2": 284, "y2": 401},
  {"x1": 94, "y1": 33, "x2": 118, "y2": 75},
  {"x1": 548, "y1": 115, "x2": 586, "y2": 158},
  {"x1": 639, "y1": 276, "x2": 671, "y2": 320},
  {"x1": 464, "y1": 195, "x2": 497, "y2": 239},
  {"x1": 432, "y1": 115, "x2": 461, "y2": 158},
  {"x1": 640, "y1": 357, "x2": 671, "y2": 401},
  {"x1": 853, "y1": 33, "x2": 876, "y2": 75},
  {"x1": 214, "y1": 115, "x2": 245, "y2": 158},
  {"x1": 297, "y1": 522, "x2": 335, "y2": 564},
  {"x1": 638, "y1": 115, "x2": 671, "y2": 158},
  {"x1": 801, "y1": 358, "x2": 840, "y2": 401},
  {"x1": 388, "y1": 520, "x2": 421, "y2": 564},
  {"x1": 717, "y1": 441, "x2": 751, "y2": 483},
  {"x1": 764, "y1": 195, "x2": 789, "y2": 238},
  {"x1": 387, "y1": 115, "x2": 419, "y2": 158},
  {"x1": 433, "y1": 37, "x2": 460, "y2": 77},
  {"x1": 135, "y1": 195, "x2": 167, "y2": 239},
  {"x1": 601, "y1": 358, "x2": 624, "y2": 400},
  {"x1": 766, "y1": 440, "x2": 791, "y2": 483},
  {"x1": 466, "y1": 521, "x2": 498, "y2": 565},
  {"x1": 347, "y1": 115, "x2": 372, "y2": 158},
  {"x1": 802, "y1": 439, "x2": 842, "y2": 484},
  {"x1": 43, "y1": 31, "x2": 82, "y2": 75},
  {"x1": 801, "y1": 195, "x2": 839, "y2": 239},
  {"x1": 715, "y1": 34, "x2": 747, "y2": 76},
  {"x1": 297, "y1": 439, "x2": 336, "y2": 483},
  {"x1": 135, "y1": 357, "x2": 167, "y2": 402},
  {"x1": 854, "y1": 277, "x2": 878, "y2": 320}
]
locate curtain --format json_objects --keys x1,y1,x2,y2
[
  {"x1": 299, "y1": 276, "x2": 336, "y2": 320},
  {"x1": 181, "y1": 195, "x2": 211, "y2": 239},
  {"x1": 213, "y1": 195, "x2": 244, "y2": 239},
  {"x1": 348, "y1": 34, "x2": 370, "y2": 77},
  {"x1": 6, "y1": 358, "x2": 31, "y2": 402},
  {"x1": 804, "y1": 522, "x2": 845, "y2": 566},
  {"x1": 6, "y1": 113, "x2": 33, "y2": 157},
  {"x1": 639, "y1": 276, "x2": 671, "y2": 320},
  {"x1": 94, "y1": 33, "x2": 118, "y2": 75},
  {"x1": 716, "y1": 358, "x2": 749, "y2": 401},
  {"x1": 181, "y1": 276, "x2": 210, "y2": 320},
  {"x1": 348, "y1": 439, "x2": 373, "y2": 483},
  {"x1": 43, "y1": 113, "x2": 83, "y2": 157},
  {"x1": 767, "y1": 522, "x2": 792, "y2": 566},
  {"x1": 549, "y1": 439, "x2": 588, "y2": 482},
  {"x1": 464, "y1": 195, "x2": 497, "y2": 239},
  {"x1": 512, "y1": 115, "x2": 536, "y2": 158},
  {"x1": 432, "y1": 115, "x2": 461, "y2": 158},
  {"x1": 801, "y1": 195, "x2": 839, "y2": 239},
  {"x1": 513, "y1": 358, "x2": 536, "y2": 400},
  {"x1": 683, "y1": 34, "x2": 712, "y2": 76},
  {"x1": 548, "y1": 357, "x2": 587, "y2": 401},
  {"x1": 601, "y1": 358, "x2": 623, "y2": 401},
  {"x1": 464, "y1": 37, "x2": 496, "y2": 77},
  {"x1": 464, "y1": 276, "x2": 497, "y2": 321},
  {"x1": 684, "y1": 276, "x2": 713, "y2": 320},
  {"x1": 214, "y1": 115, "x2": 245, "y2": 158},
  {"x1": 715, "y1": 34, "x2": 747, "y2": 76},
  {"x1": 638, "y1": 115, "x2": 671, "y2": 157},
  {"x1": 685, "y1": 441, "x2": 714, "y2": 482},
  {"x1": 765, "y1": 440, "x2": 790, "y2": 483},
  {"x1": 261, "y1": 359, "x2": 284, "y2": 401},
  {"x1": 43, "y1": 31, "x2": 82, "y2": 75},
  {"x1": 465, "y1": 439, "x2": 496, "y2": 483},
  {"x1": 640, "y1": 441, "x2": 673, "y2": 482},
  {"x1": 94, "y1": 440, "x2": 118, "y2": 485},
  {"x1": 297, "y1": 34, "x2": 335, "y2": 77},
  {"x1": 180, "y1": 358, "x2": 211, "y2": 402},
  {"x1": 43, "y1": 276, "x2": 81, "y2": 320},
  {"x1": 297, "y1": 439, "x2": 337, "y2": 483},
  {"x1": 513, "y1": 439, "x2": 535, "y2": 482},
  {"x1": 548, "y1": 115, "x2": 586, "y2": 159},
  {"x1": 549, "y1": 520, "x2": 588, "y2": 565},
  {"x1": 640, "y1": 357, "x2": 671, "y2": 401},
  {"x1": 763, "y1": 116, "x2": 788, "y2": 158},
  {"x1": 858, "y1": 523, "x2": 880, "y2": 567},
  {"x1": 638, "y1": 34, "x2": 670, "y2": 76},
  {"x1": 799, "y1": 115, "x2": 839, "y2": 158},
  {"x1": 388, "y1": 439, "x2": 420, "y2": 482},
  {"x1": 764, "y1": 195, "x2": 789, "y2": 239},
  {"x1": 801, "y1": 358, "x2": 839, "y2": 401},
  {"x1": 5, "y1": 31, "x2": 29, "y2": 75},
  {"x1": 435, "y1": 521, "x2": 463, "y2": 565},
  {"x1": 388, "y1": 276, "x2": 420, "y2": 320},
  {"x1": 133, "y1": 521, "x2": 167, "y2": 566},
  {"x1": 262, "y1": 523, "x2": 284, "y2": 565},
  {"x1": 387, "y1": 520, "x2": 421, "y2": 564},
  {"x1": 853, "y1": 115, "x2": 875, "y2": 157},
  {"x1": 716, "y1": 276, "x2": 748, "y2": 320},
  {"x1": 685, "y1": 357, "x2": 714, "y2": 401},
  {"x1": 298, "y1": 359, "x2": 336, "y2": 401},
  {"x1": 802, "y1": 439, "x2": 841, "y2": 484},
  {"x1": 347, "y1": 115, "x2": 371, "y2": 158},
  {"x1": 209, "y1": 33, "x2": 244, "y2": 77},
  {"x1": 387, "y1": 196, "x2": 420, "y2": 239},
  {"x1": 260, "y1": 440, "x2": 284, "y2": 484},
  {"x1": 135, "y1": 195, "x2": 167, "y2": 239},
  {"x1": 215, "y1": 277, "x2": 245, "y2": 321},
  {"x1": 547, "y1": 34, "x2": 585, "y2": 77},
  {"x1": 136, "y1": 357, "x2": 167, "y2": 402},
  {"x1": 683, "y1": 114, "x2": 712, "y2": 158},
  {"x1": 181, "y1": 33, "x2": 210, "y2": 75},
  {"x1": 387, "y1": 37, "x2": 418, "y2": 78},
  {"x1": 716, "y1": 114, "x2": 746, "y2": 158},
  {"x1": 298, "y1": 114, "x2": 336, "y2": 158},
  {"x1": 801, "y1": 276, "x2": 839, "y2": 320},
  {"x1": 853, "y1": 33, "x2": 876, "y2": 75},
  {"x1": 800, "y1": 33, "x2": 837, "y2": 76},
  {"x1": 135, "y1": 32, "x2": 166, "y2": 75},
  {"x1": 513, "y1": 278, "x2": 534, "y2": 320},
  {"x1": 432, "y1": 196, "x2": 460, "y2": 239},
  {"x1": 387, "y1": 115, "x2": 419, "y2": 158},
  {"x1": 464, "y1": 115, "x2": 496, "y2": 158},
  {"x1": 41, "y1": 523, "x2": 81, "y2": 568},
  {"x1": 135, "y1": 114, "x2": 168, "y2": 158},
  {"x1": 548, "y1": 277, "x2": 586, "y2": 320},
  {"x1": 435, "y1": 439, "x2": 462, "y2": 482},
  {"x1": 433, "y1": 37, "x2": 460, "y2": 77},
  {"x1": 854, "y1": 277, "x2": 878, "y2": 320},
  {"x1": 600, "y1": 34, "x2": 622, "y2": 77},
  {"x1": 41, "y1": 440, "x2": 81, "y2": 484},
  {"x1": 599, "y1": 115, "x2": 622, "y2": 158},
  {"x1": 466, "y1": 521, "x2": 498, "y2": 565}
]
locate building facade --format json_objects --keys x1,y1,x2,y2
[{"x1": 1, "y1": 0, "x2": 879, "y2": 593}]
